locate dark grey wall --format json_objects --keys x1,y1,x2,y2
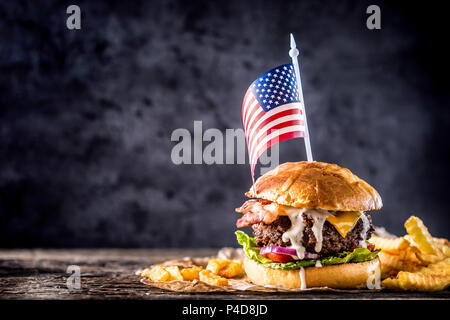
[{"x1": 0, "y1": 0, "x2": 449, "y2": 248}]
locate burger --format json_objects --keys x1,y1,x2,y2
[{"x1": 235, "y1": 161, "x2": 382, "y2": 289}]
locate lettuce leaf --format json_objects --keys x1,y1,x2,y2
[{"x1": 235, "y1": 230, "x2": 379, "y2": 270}]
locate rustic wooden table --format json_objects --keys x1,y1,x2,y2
[{"x1": 0, "y1": 249, "x2": 448, "y2": 300}]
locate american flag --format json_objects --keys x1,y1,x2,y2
[{"x1": 242, "y1": 63, "x2": 305, "y2": 180}]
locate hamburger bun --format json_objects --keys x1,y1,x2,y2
[
  {"x1": 243, "y1": 255, "x2": 381, "y2": 289},
  {"x1": 246, "y1": 161, "x2": 382, "y2": 212}
]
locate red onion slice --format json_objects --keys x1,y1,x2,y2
[{"x1": 260, "y1": 246, "x2": 321, "y2": 260}]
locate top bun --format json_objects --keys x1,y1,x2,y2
[{"x1": 246, "y1": 161, "x2": 382, "y2": 212}]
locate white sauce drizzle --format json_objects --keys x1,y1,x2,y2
[
  {"x1": 366, "y1": 259, "x2": 381, "y2": 289},
  {"x1": 359, "y1": 212, "x2": 370, "y2": 248},
  {"x1": 282, "y1": 208, "x2": 307, "y2": 259},
  {"x1": 299, "y1": 267, "x2": 306, "y2": 290},
  {"x1": 315, "y1": 260, "x2": 322, "y2": 268},
  {"x1": 309, "y1": 209, "x2": 332, "y2": 253},
  {"x1": 282, "y1": 208, "x2": 332, "y2": 258}
]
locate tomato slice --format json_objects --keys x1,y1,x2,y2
[
  {"x1": 367, "y1": 243, "x2": 375, "y2": 252},
  {"x1": 266, "y1": 252, "x2": 295, "y2": 263}
]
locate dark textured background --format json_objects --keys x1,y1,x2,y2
[{"x1": 0, "y1": 0, "x2": 449, "y2": 248}]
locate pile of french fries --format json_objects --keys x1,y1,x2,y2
[
  {"x1": 136, "y1": 258, "x2": 244, "y2": 287},
  {"x1": 370, "y1": 216, "x2": 450, "y2": 291}
]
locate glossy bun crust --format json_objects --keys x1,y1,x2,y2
[
  {"x1": 243, "y1": 256, "x2": 381, "y2": 289},
  {"x1": 246, "y1": 161, "x2": 382, "y2": 212}
]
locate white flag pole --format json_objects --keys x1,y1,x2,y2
[{"x1": 289, "y1": 33, "x2": 313, "y2": 162}]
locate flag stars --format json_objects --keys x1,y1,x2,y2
[{"x1": 251, "y1": 64, "x2": 301, "y2": 111}]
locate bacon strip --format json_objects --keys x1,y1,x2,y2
[{"x1": 236, "y1": 199, "x2": 280, "y2": 228}]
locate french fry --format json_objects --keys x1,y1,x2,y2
[
  {"x1": 369, "y1": 235, "x2": 410, "y2": 253},
  {"x1": 417, "y1": 258, "x2": 450, "y2": 276},
  {"x1": 181, "y1": 266, "x2": 203, "y2": 281},
  {"x1": 382, "y1": 272, "x2": 450, "y2": 292},
  {"x1": 165, "y1": 266, "x2": 184, "y2": 281},
  {"x1": 396, "y1": 272, "x2": 450, "y2": 292},
  {"x1": 142, "y1": 266, "x2": 171, "y2": 282},
  {"x1": 397, "y1": 246, "x2": 422, "y2": 265},
  {"x1": 438, "y1": 245, "x2": 450, "y2": 257},
  {"x1": 405, "y1": 234, "x2": 447, "y2": 261},
  {"x1": 206, "y1": 259, "x2": 244, "y2": 278},
  {"x1": 218, "y1": 261, "x2": 244, "y2": 278},
  {"x1": 378, "y1": 251, "x2": 398, "y2": 275},
  {"x1": 206, "y1": 259, "x2": 229, "y2": 275},
  {"x1": 378, "y1": 251, "x2": 421, "y2": 275},
  {"x1": 380, "y1": 215, "x2": 450, "y2": 292},
  {"x1": 434, "y1": 240, "x2": 450, "y2": 257},
  {"x1": 137, "y1": 259, "x2": 243, "y2": 284},
  {"x1": 433, "y1": 237, "x2": 450, "y2": 247},
  {"x1": 381, "y1": 278, "x2": 402, "y2": 290},
  {"x1": 199, "y1": 270, "x2": 229, "y2": 286},
  {"x1": 404, "y1": 216, "x2": 441, "y2": 256},
  {"x1": 415, "y1": 251, "x2": 445, "y2": 265}
]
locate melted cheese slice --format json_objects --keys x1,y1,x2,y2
[{"x1": 326, "y1": 211, "x2": 362, "y2": 238}]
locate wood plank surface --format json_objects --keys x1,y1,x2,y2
[{"x1": 0, "y1": 249, "x2": 448, "y2": 300}]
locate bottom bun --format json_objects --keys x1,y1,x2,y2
[{"x1": 243, "y1": 256, "x2": 381, "y2": 289}]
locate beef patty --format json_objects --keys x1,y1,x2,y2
[{"x1": 252, "y1": 213, "x2": 374, "y2": 255}]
